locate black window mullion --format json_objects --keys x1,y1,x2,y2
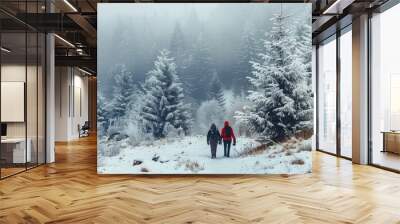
[
  {"x1": 36, "y1": 0, "x2": 39, "y2": 167},
  {"x1": 24, "y1": 0, "x2": 28, "y2": 171},
  {"x1": 336, "y1": 29, "x2": 341, "y2": 157},
  {"x1": 315, "y1": 45, "x2": 320, "y2": 151},
  {"x1": 367, "y1": 11, "x2": 373, "y2": 165}
]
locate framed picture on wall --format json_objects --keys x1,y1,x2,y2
[{"x1": 97, "y1": 3, "x2": 313, "y2": 174}]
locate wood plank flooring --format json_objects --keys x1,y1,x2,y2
[{"x1": 1, "y1": 135, "x2": 400, "y2": 223}]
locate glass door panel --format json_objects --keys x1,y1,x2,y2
[
  {"x1": 318, "y1": 37, "x2": 337, "y2": 154},
  {"x1": 27, "y1": 31, "x2": 38, "y2": 169},
  {"x1": 371, "y1": 5, "x2": 400, "y2": 171},
  {"x1": 340, "y1": 29, "x2": 352, "y2": 158},
  {"x1": 1, "y1": 32, "x2": 27, "y2": 177}
]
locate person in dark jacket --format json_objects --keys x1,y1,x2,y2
[
  {"x1": 207, "y1": 123, "x2": 222, "y2": 159},
  {"x1": 220, "y1": 121, "x2": 236, "y2": 157}
]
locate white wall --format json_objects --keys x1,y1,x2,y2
[
  {"x1": 1, "y1": 63, "x2": 47, "y2": 163},
  {"x1": 55, "y1": 66, "x2": 69, "y2": 141},
  {"x1": 71, "y1": 73, "x2": 89, "y2": 138},
  {"x1": 1, "y1": 65, "x2": 41, "y2": 137},
  {"x1": 55, "y1": 67, "x2": 89, "y2": 141},
  {"x1": 1, "y1": 65, "x2": 26, "y2": 139}
]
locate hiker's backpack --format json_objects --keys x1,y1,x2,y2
[
  {"x1": 208, "y1": 129, "x2": 219, "y2": 142},
  {"x1": 224, "y1": 127, "x2": 232, "y2": 138}
]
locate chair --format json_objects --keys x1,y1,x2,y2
[{"x1": 79, "y1": 121, "x2": 90, "y2": 138}]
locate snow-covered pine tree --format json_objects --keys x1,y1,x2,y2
[
  {"x1": 208, "y1": 72, "x2": 225, "y2": 108},
  {"x1": 174, "y1": 103, "x2": 192, "y2": 136},
  {"x1": 293, "y1": 20, "x2": 313, "y2": 133},
  {"x1": 110, "y1": 64, "x2": 136, "y2": 120},
  {"x1": 97, "y1": 93, "x2": 111, "y2": 135},
  {"x1": 236, "y1": 12, "x2": 313, "y2": 141},
  {"x1": 141, "y1": 49, "x2": 192, "y2": 138},
  {"x1": 294, "y1": 21, "x2": 312, "y2": 85},
  {"x1": 292, "y1": 79, "x2": 313, "y2": 133}
]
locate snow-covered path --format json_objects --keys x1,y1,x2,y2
[{"x1": 98, "y1": 135, "x2": 311, "y2": 174}]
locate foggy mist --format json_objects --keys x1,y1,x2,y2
[{"x1": 98, "y1": 3, "x2": 310, "y2": 98}]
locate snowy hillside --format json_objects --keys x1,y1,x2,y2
[{"x1": 98, "y1": 136, "x2": 311, "y2": 174}]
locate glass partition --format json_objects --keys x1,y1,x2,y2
[
  {"x1": 339, "y1": 28, "x2": 352, "y2": 158},
  {"x1": 38, "y1": 33, "x2": 46, "y2": 165},
  {"x1": 317, "y1": 36, "x2": 337, "y2": 154},
  {"x1": 0, "y1": 2, "x2": 46, "y2": 179},
  {"x1": 371, "y1": 4, "x2": 400, "y2": 171},
  {"x1": 1, "y1": 31, "x2": 28, "y2": 177},
  {"x1": 27, "y1": 31, "x2": 38, "y2": 169}
]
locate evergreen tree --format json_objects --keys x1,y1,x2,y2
[
  {"x1": 233, "y1": 22, "x2": 260, "y2": 93},
  {"x1": 170, "y1": 22, "x2": 186, "y2": 64},
  {"x1": 141, "y1": 50, "x2": 192, "y2": 138},
  {"x1": 208, "y1": 72, "x2": 225, "y2": 108},
  {"x1": 183, "y1": 33, "x2": 214, "y2": 101},
  {"x1": 110, "y1": 64, "x2": 136, "y2": 120},
  {"x1": 295, "y1": 21, "x2": 312, "y2": 85},
  {"x1": 293, "y1": 20, "x2": 313, "y2": 132},
  {"x1": 170, "y1": 22, "x2": 193, "y2": 98},
  {"x1": 184, "y1": 9, "x2": 203, "y2": 43},
  {"x1": 236, "y1": 13, "x2": 313, "y2": 141},
  {"x1": 97, "y1": 93, "x2": 111, "y2": 135}
]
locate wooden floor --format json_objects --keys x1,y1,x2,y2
[
  {"x1": 0, "y1": 167, "x2": 26, "y2": 178},
  {"x1": 373, "y1": 150, "x2": 400, "y2": 171},
  {"x1": 1, "y1": 135, "x2": 400, "y2": 224}
]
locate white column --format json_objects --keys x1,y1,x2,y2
[
  {"x1": 352, "y1": 14, "x2": 369, "y2": 164},
  {"x1": 46, "y1": 32, "x2": 55, "y2": 163}
]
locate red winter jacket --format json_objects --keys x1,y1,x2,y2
[{"x1": 221, "y1": 121, "x2": 236, "y2": 143}]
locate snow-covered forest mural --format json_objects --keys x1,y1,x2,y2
[{"x1": 97, "y1": 3, "x2": 313, "y2": 174}]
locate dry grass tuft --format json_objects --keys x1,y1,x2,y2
[
  {"x1": 237, "y1": 144, "x2": 268, "y2": 157},
  {"x1": 183, "y1": 161, "x2": 204, "y2": 172},
  {"x1": 291, "y1": 159, "x2": 305, "y2": 165}
]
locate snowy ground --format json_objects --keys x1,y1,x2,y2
[{"x1": 98, "y1": 135, "x2": 312, "y2": 174}]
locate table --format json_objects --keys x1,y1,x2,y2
[
  {"x1": 381, "y1": 131, "x2": 400, "y2": 154},
  {"x1": 1, "y1": 138, "x2": 31, "y2": 163}
]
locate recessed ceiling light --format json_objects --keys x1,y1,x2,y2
[
  {"x1": 322, "y1": 0, "x2": 354, "y2": 15},
  {"x1": 1, "y1": 47, "x2": 11, "y2": 53},
  {"x1": 78, "y1": 67, "x2": 93, "y2": 76},
  {"x1": 54, "y1": 34, "x2": 75, "y2": 48},
  {"x1": 63, "y1": 0, "x2": 78, "y2": 12}
]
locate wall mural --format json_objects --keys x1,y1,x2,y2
[{"x1": 97, "y1": 3, "x2": 313, "y2": 174}]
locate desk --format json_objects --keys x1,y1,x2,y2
[
  {"x1": 382, "y1": 131, "x2": 400, "y2": 154},
  {"x1": 1, "y1": 138, "x2": 31, "y2": 163}
]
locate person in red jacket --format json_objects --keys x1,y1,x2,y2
[{"x1": 220, "y1": 121, "x2": 236, "y2": 157}]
